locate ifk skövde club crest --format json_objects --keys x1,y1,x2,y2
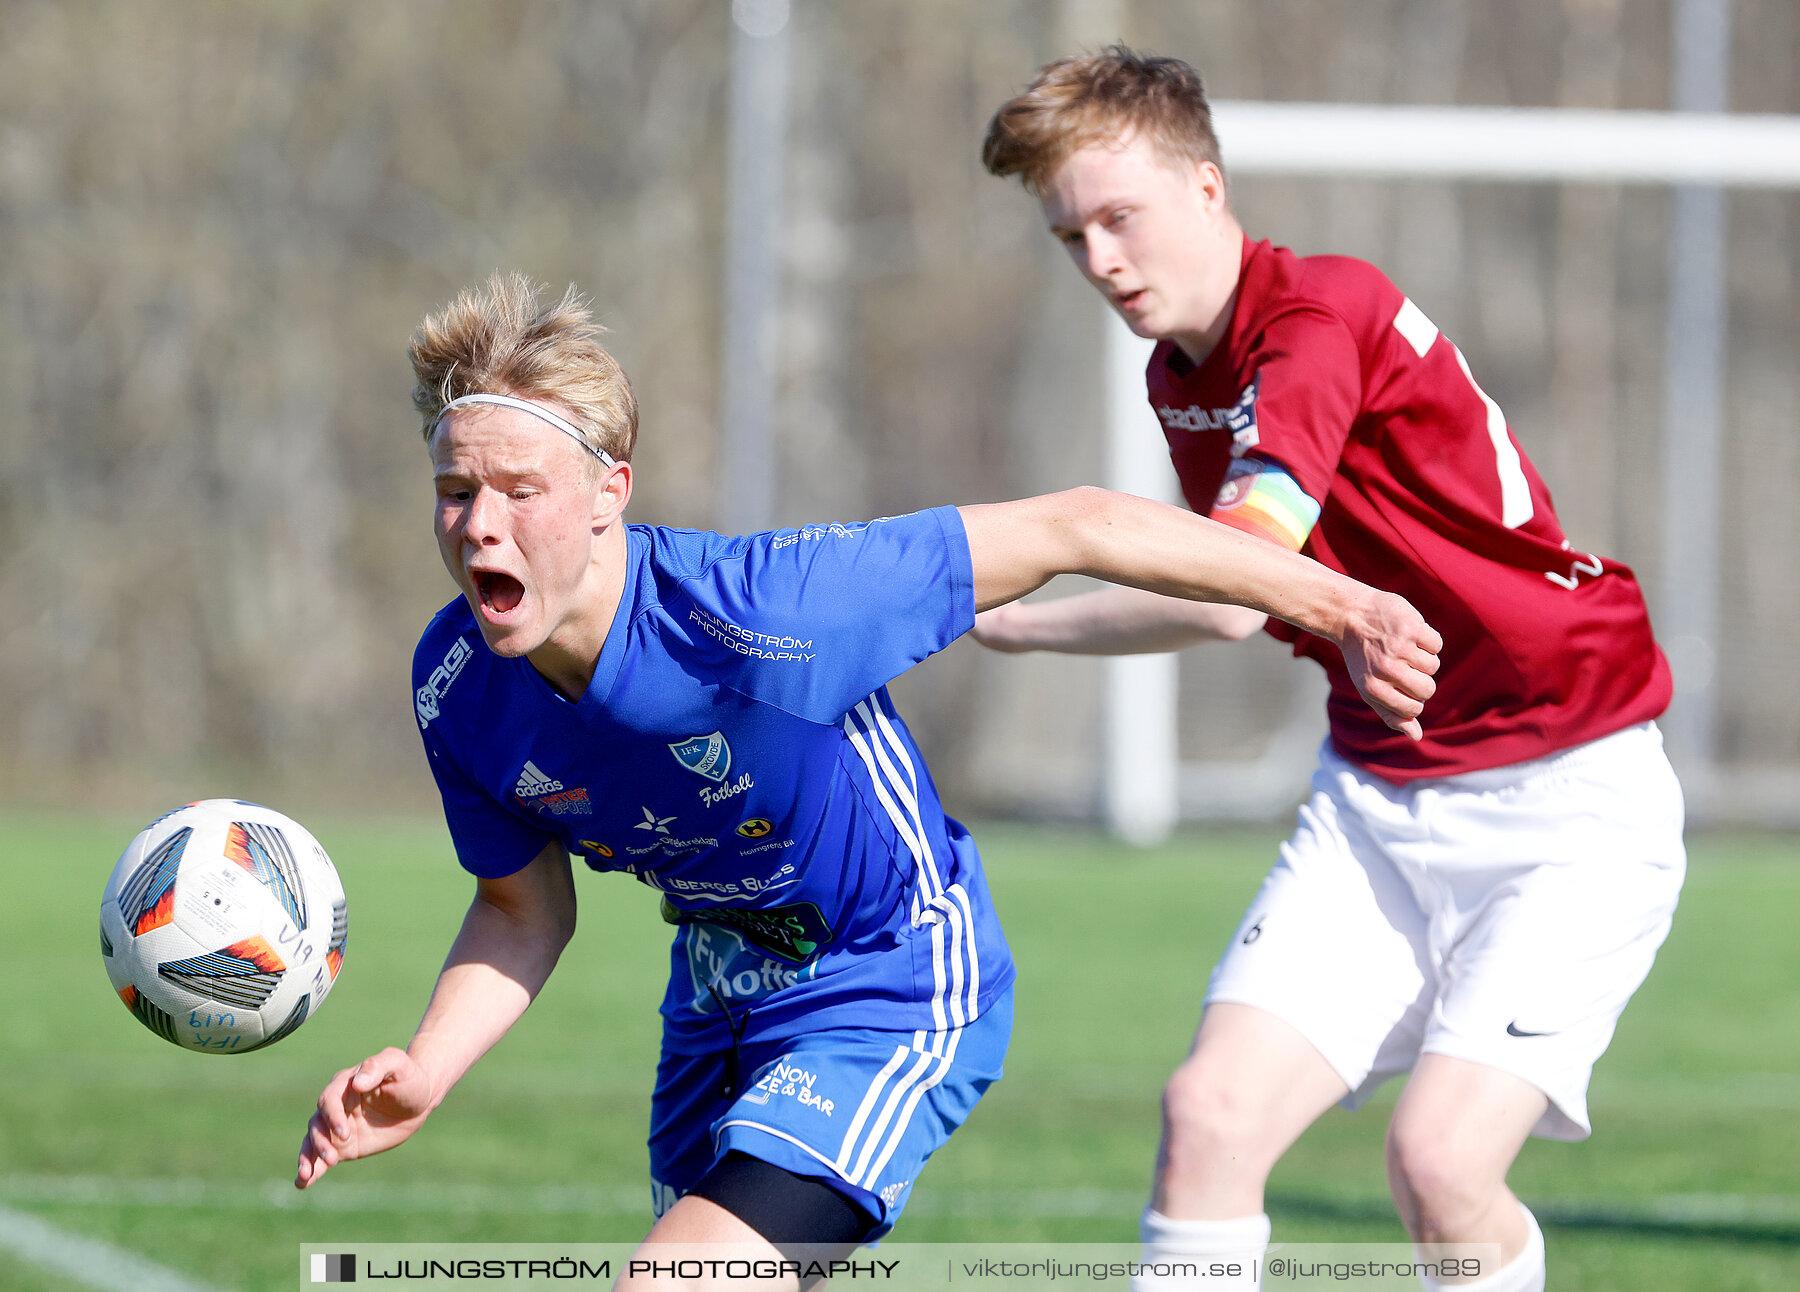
[{"x1": 669, "y1": 731, "x2": 731, "y2": 782}]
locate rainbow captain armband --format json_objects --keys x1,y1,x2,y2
[{"x1": 1211, "y1": 458, "x2": 1322, "y2": 551}]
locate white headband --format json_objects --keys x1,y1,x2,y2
[{"x1": 431, "y1": 393, "x2": 618, "y2": 469}]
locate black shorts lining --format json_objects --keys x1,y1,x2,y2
[{"x1": 686, "y1": 1150, "x2": 877, "y2": 1251}]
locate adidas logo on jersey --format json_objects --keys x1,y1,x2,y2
[{"x1": 514, "y1": 761, "x2": 565, "y2": 797}]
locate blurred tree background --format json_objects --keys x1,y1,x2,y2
[{"x1": 2, "y1": 0, "x2": 1796, "y2": 821}]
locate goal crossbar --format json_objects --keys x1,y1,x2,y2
[{"x1": 1212, "y1": 101, "x2": 1800, "y2": 188}]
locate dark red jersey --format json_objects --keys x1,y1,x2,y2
[{"x1": 1148, "y1": 237, "x2": 1670, "y2": 781}]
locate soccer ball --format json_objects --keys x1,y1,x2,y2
[{"x1": 100, "y1": 800, "x2": 348, "y2": 1053}]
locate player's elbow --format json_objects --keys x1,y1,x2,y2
[
  {"x1": 522, "y1": 902, "x2": 577, "y2": 985},
  {"x1": 546, "y1": 903, "x2": 577, "y2": 950},
  {"x1": 538, "y1": 892, "x2": 577, "y2": 953},
  {"x1": 476, "y1": 864, "x2": 578, "y2": 955},
  {"x1": 484, "y1": 894, "x2": 577, "y2": 956},
  {"x1": 1042, "y1": 485, "x2": 1124, "y2": 564},
  {"x1": 1052, "y1": 484, "x2": 1116, "y2": 523},
  {"x1": 1211, "y1": 604, "x2": 1269, "y2": 642}
]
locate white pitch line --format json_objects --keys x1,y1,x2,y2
[
  {"x1": 0, "y1": 1175, "x2": 1136, "y2": 1218},
  {"x1": 0, "y1": 1174, "x2": 647, "y2": 1216},
  {"x1": 4, "y1": 1175, "x2": 1799, "y2": 1228},
  {"x1": 20, "y1": 1060, "x2": 1800, "y2": 1111},
  {"x1": 0, "y1": 1202, "x2": 231, "y2": 1292}
]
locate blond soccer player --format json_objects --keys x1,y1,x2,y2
[{"x1": 294, "y1": 273, "x2": 1439, "y2": 1290}]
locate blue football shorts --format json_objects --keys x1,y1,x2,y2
[{"x1": 648, "y1": 987, "x2": 1012, "y2": 1238}]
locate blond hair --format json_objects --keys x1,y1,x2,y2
[
  {"x1": 982, "y1": 46, "x2": 1223, "y2": 194},
  {"x1": 410, "y1": 272, "x2": 638, "y2": 464}
]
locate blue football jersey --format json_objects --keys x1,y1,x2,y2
[{"x1": 411, "y1": 507, "x2": 1014, "y2": 1055}]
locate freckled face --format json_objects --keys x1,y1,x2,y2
[
  {"x1": 430, "y1": 405, "x2": 607, "y2": 660},
  {"x1": 1039, "y1": 134, "x2": 1232, "y2": 346}
]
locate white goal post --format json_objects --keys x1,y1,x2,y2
[{"x1": 1103, "y1": 97, "x2": 1800, "y2": 840}]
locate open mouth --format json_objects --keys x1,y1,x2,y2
[{"x1": 472, "y1": 570, "x2": 525, "y2": 616}]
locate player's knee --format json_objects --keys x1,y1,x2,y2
[
  {"x1": 1161, "y1": 1058, "x2": 1265, "y2": 1161},
  {"x1": 1384, "y1": 1123, "x2": 1487, "y2": 1240}
]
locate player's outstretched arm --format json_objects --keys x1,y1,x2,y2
[
  {"x1": 295, "y1": 840, "x2": 577, "y2": 1188},
  {"x1": 959, "y1": 488, "x2": 1441, "y2": 737},
  {"x1": 971, "y1": 585, "x2": 1268, "y2": 654}
]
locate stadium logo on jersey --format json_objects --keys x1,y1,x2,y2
[
  {"x1": 737, "y1": 818, "x2": 775, "y2": 838},
  {"x1": 669, "y1": 731, "x2": 732, "y2": 782},
  {"x1": 1154, "y1": 374, "x2": 1261, "y2": 457},
  {"x1": 415, "y1": 637, "x2": 474, "y2": 727},
  {"x1": 513, "y1": 761, "x2": 564, "y2": 798}
]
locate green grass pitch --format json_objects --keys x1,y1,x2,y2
[{"x1": 1, "y1": 811, "x2": 1796, "y2": 1290}]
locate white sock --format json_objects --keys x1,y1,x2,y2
[
  {"x1": 1420, "y1": 1204, "x2": 1545, "y2": 1292},
  {"x1": 1133, "y1": 1208, "x2": 1270, "y2": 1291}
]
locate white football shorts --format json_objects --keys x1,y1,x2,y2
[{"x1": 1204, "y1": 721, "x2": 1685, "y2": 1140}]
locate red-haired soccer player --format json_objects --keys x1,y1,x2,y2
[{"x1": 978, "y1": 48, "x2": 1683, "y2": 1292}]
